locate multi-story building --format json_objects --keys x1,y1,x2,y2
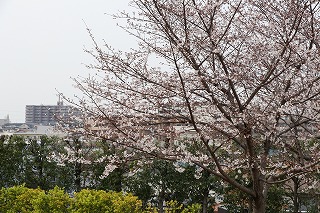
[
  {"x1": 0, "y1": 115, "x2": 10, "y2": 126},
  {"x1": 25, "y1": 101, "x2": 78, "y2": 126}
]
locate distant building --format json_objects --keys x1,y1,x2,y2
[
  {"x1": 25, "y1": 101, "x2": 79, "y2": 126},
  {"x1": 0, "y1": 115, "x2": 10, "y2": 126},
  {"x1": 1, "y1": 123, "x2": 34, "y2": 134},
  {"x1": 0, "y1": 123, "x2": 66, "y2": 137}
]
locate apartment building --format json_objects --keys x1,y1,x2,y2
[{"x1": 25, "y1": 101, "x2": 78, "y2": 126}]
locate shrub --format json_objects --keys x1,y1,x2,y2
[
  {"x1": 0, "y1": 185, "x2": 44, "y2": 213},
  {"x1": 0, "y1": 185, "x2": 143, "y2": 213},
  {"x1": 70, "y1": 189, "x2": 114, "y2": 213},
  {"x1": 33, "y1": 186, "x2": 71, "y2": 213},
  {"x1": 181, "y1": 203, "x2": 202, "y2": 213},
  {"x1": 164, "y1": 200, "x2": 202, "y2": 213},
  {"x1": 70, "y1": 189, "x2": 142, "y2": 213},
  {"x1": 165, "y1": 200, "x2": 183, "y2": 213},
  {"x1": 112, "y1": 191, "x2": 142, "y2": 213}
]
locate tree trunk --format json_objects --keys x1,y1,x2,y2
[
  {"x1": 38, "y1": 161, "x2": 44, "y2": 189},
  {"x1": 252, "y1": 184, "x2": 267, "y2": 213},
  {"x1": 202, "y1": 189, "x2": 209, "y2": 213},
  {"x1": 74, "y1": 161, "x2": 82, "y2": 192},
  {"x1": 158, "y1": 188, "x2": 165, "y2": 213},
  {"x1": 74, "y1": 138, "x2": 82, "y2": 192},
  {"x1": 292, "y1": 177, "x2": 299, "y2": 213},
  {"x1": 247, "y1": 197, "x2": 253, "y2": 213},
  {"x1": 252, "y1": 195, "x2": 266, "y2": 213},
  {"x1": 38, "y1": 140, "x2": 45, "y2": 189},
  {"x1": 113, "y1": 168, "x2": 123, "y2": 192}
]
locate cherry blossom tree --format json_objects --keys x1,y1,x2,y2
[{"x1": 64, "y1": 0, "x2": 320, "y2": 212}]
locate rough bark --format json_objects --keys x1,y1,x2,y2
[
  {"x1": 202, "y1": 189, "x2": 209, "y2": 213},
  {"x1": 74, "y1": 161, "x2": 82, "y2": 192},
  {"x1": 252, "y1": 195, "x2": 266, "y2": 213},
  {"x1": 158, "y1": 188, "x2": 165, "y2": 213},
  {"x1": 293, "y1": 177, "x2": 299, "y2": 213}
]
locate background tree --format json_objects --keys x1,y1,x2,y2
[
  {"x1": 283, "y1": 174, "x2": 320, "y2": 213},
  {"x1": 125, "y1": 159, "x2": 220, "y2": 213},
  {"x1": 0, "y1": 135, "x2": 27, "y2": 187},
  {"x1": 55, "y1": 121, "x2": 130, "y2": 192},
  {"x1": 23, "y1": 136, "x2": 74, "y2": 190},
  {"x1": 0, "y1": 135, "x2": 74, "y2": 190},
  {"x1": 59, "y1": 134, "x2": 102, "y2": 192},
  {"x1": 222, "y1": 178, "x2": 288, "y2": 213},
  {"x1": 63, "y1": 0, "x2": 320, "y2": 212},
  {"x1": 90, "y1": 139, "x2": 129, "y2": 192}
]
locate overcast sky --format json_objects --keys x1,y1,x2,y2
[{"x1": 0, "y1": 0, "x2": 134, "y2": 122}]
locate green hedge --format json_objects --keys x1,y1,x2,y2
[
  {"x1": 0, "y1": 185, "x2": 142, "y2": 213},
  {"x1": 70, "y1": 189, "x2": 142, "y2": 213},
  {"x1": 0, "y1": 185, "x2": 201, "y2": 213}
]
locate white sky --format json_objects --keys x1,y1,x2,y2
[{"x1": 0, "y1": 0, "x2": 134, "y2": 122}]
